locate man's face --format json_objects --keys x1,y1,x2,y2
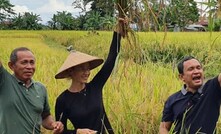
[
  {"x1": 179, "y1": 59, "x2": 204, "y2": 91},
  {"x1": 9, "y1": 51, "x2": 36, "y2": 84}
]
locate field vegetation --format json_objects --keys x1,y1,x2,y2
[{"x1": 1, "y1": 30, "x2": 221, "y2": 133}]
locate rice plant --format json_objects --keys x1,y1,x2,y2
[{"x1": 1, "y1": 30, "x2": 221, "y2": 133}]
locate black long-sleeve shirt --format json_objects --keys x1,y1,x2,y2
[{"x1": 55, "y1": 32, "x2": 121, "y2": 134}]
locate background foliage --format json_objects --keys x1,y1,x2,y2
[{"x1": 0, "y1": 0, "x2": 221, "y2": 31}]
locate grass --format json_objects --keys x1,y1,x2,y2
[{"x1": 1, "y1": 30, "x2": 221, "y2": 133}]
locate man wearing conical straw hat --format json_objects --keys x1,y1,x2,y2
[{"x1": 55, "y1": 18, "x2": 127, "y2": 134}]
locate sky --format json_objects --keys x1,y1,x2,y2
[
  {"x1": 9, "y1": 0, "x2": 204, "y2": 25},
  {"x1": 9, "y1": 0, "x2": 87, "y2": 24}
]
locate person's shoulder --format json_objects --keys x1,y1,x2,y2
[
  {"x1": 35, "y1": 81, "x2": 46, "y2": 87},
  {"x1": 0, "y1": 64, "x2": 6, "y2": 72},
  {"x1": 202, "y1": 76, "x2": 220, "y2": 88},
  {"x1": 166, "y1": 90, "x2": 183, "y2": 103},
  {"x1": 34, "y1": 81, "x2": 47, "y2": 92},
  {"x1": 203, "y1": 76, "x2": 221, "y2": 91},
  {"x1": 56, "y1": 90, "x2": 68, "y2": 104},
  {"x1": 205, "y1": 76, "x2": 219, "y2": 83},
  {"x1": 57, "y1": 90, "x2": 68, "y2": 99}
]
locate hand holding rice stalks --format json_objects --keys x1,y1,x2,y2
[
  {"x1": 114, "y1": 0, "x2": 130, "y2": 37},
  {"x1": 114, "y1": 0, "x2": 145, "y2": 65}
]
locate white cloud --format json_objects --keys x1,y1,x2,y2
[
  {"x1": 12, "y1": 5, "x2": 31, "y2": 14},
  {"x1": 32, "y1": 0, "x2": 84, "y2": 23},
  {"x1": 35, "y1": 0, "x2": 81, "y2": 15},
  {"x1": 10, "y1": 0, "x2": 85, "y2": 24}
]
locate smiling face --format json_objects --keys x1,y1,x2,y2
[
  {"x1": 70, "y1": 62, "x2": 91, "y2": 84},
  {"x1": 8, "y1": 50, "x2": 36, "y2": 85},
  {"x1": 179, "y1": 59, "x2": 204, "y2": 92}
]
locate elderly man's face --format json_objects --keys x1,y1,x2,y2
[
  {"x1": 179, "y1": 59, "x2": 204, "y2": 91},
  {"x1": 9, "y1": 50, "x2": 36, "y2": 84}
]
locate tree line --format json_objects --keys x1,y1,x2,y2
[{"x1": 0, "y1": 0, "x2": 221, "y2": 31}]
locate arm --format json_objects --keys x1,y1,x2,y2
[
  {"x1": 159, "y1": 122, "x2": 172, "y2": 134},
  {"x1": 90, "y1": 18, "x2": 127, "y2": 87},
  {"x1": 55, "y1": 97, "x2": 77, "y2": 134},
  {"x1": 218, "y1": 73, "x2": 221, "y2": 87},
  {"x1": 41, "y1": 88, "x2": 63, "y2": 133},
  {"x1": 42, "y1": 114, "x2": 63, "y2": 134},
  {"x1": 90, "y1": 31, "x2": 121, "y2": 88}
]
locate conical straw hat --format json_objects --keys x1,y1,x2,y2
[{"x1": 55, "y1": 51, "x2": 104, "y2": 79}]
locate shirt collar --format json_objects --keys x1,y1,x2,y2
[
  {"x1": 181, "y1": 84, "x2": 204, "y2": 95},
  {"x1": 13, "y1": 74, "x2": 34, "y2": 88}
]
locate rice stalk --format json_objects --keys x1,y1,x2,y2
[{"x1": 114, "y1": 0, "x2": 145, "y2": 69}]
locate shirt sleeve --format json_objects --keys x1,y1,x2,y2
[
  {"x1": 43, "y1": 87, "x2": 50, "y2": 113},
  {"x1": 37, "y1": 83, "x2": 51, "y2": 119},
  {"x1": 206, "y1": 76, "x2": 221, "y2": 100},
  {"x1": 0, "y1": 65, "x2": 4, "y2": 87},
  {"x1": 90, "y1": 32, "x2": 121, "y2": 89},
  {"x1": 0, "y1": 65, "x2": 8, "y2": 91},
  {"x1": 162, "y1": 98, "x2": 174, "y2": 122},
  {"x1": 55, "y1": 95, "x2": 77, "y2": 134}
]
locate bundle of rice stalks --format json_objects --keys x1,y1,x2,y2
[
  {"x1": 114, "y1": 0, "x2": 145, "y2": 64},
  {"x1": 115, "y1": 0, "x2": 129, "y2": 18}
]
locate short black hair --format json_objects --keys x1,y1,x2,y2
[
  {"x1": 10, "y1": 47, "x2": 33, "y2": 64},
  {"x1": 177, "y1": 56, "x2": 199, "y2": 74}
]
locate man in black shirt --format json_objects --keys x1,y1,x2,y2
[{"x1": 159, "y1": 56, "x2": 221, "y2": 134}]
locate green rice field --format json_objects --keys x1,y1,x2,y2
[{"x1": 1, "y1": 30, "x2": 221, "y2": 133}]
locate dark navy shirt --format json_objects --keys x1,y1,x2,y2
[{"x1": 162, "y1": 76, "x2": 221, "y2": 134}]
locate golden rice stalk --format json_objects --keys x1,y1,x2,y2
[{"x1": 114, "y1": 0, "x2": 143, "y2": 64}]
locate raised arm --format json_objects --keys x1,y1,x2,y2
[
  {"x1": 90, "y1": 31, "x2": 121, "y2": 87},
  {"x1": 90, "y1": 18, "x2": 127, "y2": 88}
]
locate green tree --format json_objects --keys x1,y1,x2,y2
[
  {"x1": 0, "y1": 0, "x2": 15, "y2": 29},
  {"x1": 11, "y1": 12, "x2": 42, "y2": 30},
  {"x1": 0, "y1": 0, "x2": 15, "y2": 21},
  {"x1": 73, "y1": 0, "x2": 114, "y2": 17},
  {"x1": 91, "y1": 0, "x2": 114, "y2": 16},
  {"x1": 48, "y1": 14, "x2": 57, "y2": 30},
  {"x1": 72, "y1": 0, "x2": 91, "y2": 13},
  {"x1": 169, "y1": 0, "x2": 199, "y2": 30},
  {"x1": 73, "y1": 14, "x2": 86, "y2": 30},
  {"x1": 200, "y1": 0, "x2": 219, "y2": 31},
  {"x1": 100, "y1": 13, "x2": 116, "y2": 30},
  {"x1": 48, "y1": 11, "x2": 75, "y2": 30},
  {"x1": 83, "y1": 11, "x2": 101, "y2": 30}
]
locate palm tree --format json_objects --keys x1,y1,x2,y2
[
  {"x1": 101, "y1": 14, "x2": 116, "y2": 30},
  {"x1": 48, "y1": 11, "x2": 75, "y2": 30},
  {"x1": 84, "y1": 11, "x2": 101, "y2": 30},
  {"x1": 0, "y1": 0, "x2": 15, "y2": 21}
]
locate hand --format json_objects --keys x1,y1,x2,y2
[
  {"x1": 52, "y1": 121, "x2": 64, "y2": 134},
  {"x1": 77, "y1": 128, "x2": 97, "y2": 134},
  {"x1": 115, "y1": 17, "x2": 129, "y2": 38}
]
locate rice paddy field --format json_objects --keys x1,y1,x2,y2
[{"x1": 1, "y1": 30, "x2": 221, "y2": 133}]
